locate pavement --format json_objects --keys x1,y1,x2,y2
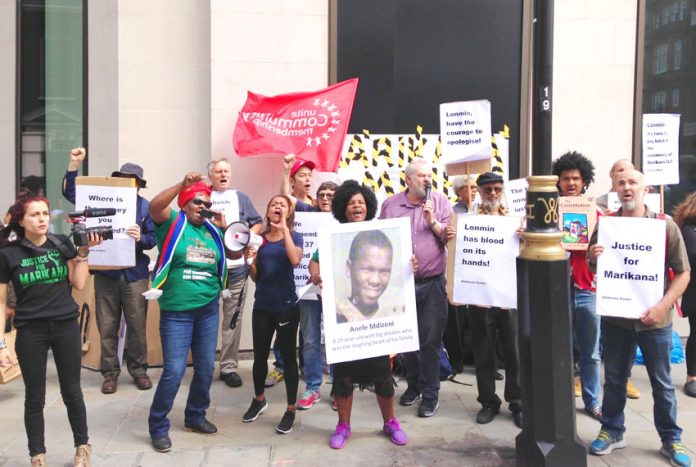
[{"x1": 0, "y1": 357, "x2": 695, "y2": 466}]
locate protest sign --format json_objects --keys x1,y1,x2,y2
[
  {"x1": 210, "y1": 190, "x2": 246, "y2": 268},
  {"x1": 558, "y1": 196, "x2": 597, "y2": 251},
  {"x1": 75, "y1": 177, "x2": 137, "y2": 269},
  {"x1": 606, "y1": 191, "x2": 661, "y2": 214},
  {"x1": 318, "y1": 218, "x2": 418, "y2": 364},
  {"x1": 504, "y1": 178, "x2": 528, "y2": 217},
  {"x1": 596, "y1": 216, "x2": 665, "y2": 319},
  {"x1": 439, "y1": 100, "x2": 492, "y2": 165},
  {"x1": 447, "y1": 214, "x2": 521, "y2": 308},
  {"x1": 643, "y1": 113, "x2": 681, "y2": 186},
  {"x1": 293, "y1": 212, "x2": 337, "y2": 300}
]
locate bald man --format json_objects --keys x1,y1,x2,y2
[{"x1": 587, "y1": 169, "x2": 691, "y2": 466}]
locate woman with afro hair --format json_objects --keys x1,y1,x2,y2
[{"x1": 308, "y1": 179, "x2": 408, "y2": 449}]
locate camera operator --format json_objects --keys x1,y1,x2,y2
[{"x1": 62, "y1": 148, "x2": 157, "y2": 394}]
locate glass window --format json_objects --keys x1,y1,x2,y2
[
  {"x1": 654, "y1": 44, "x2": 669, "y2": 74},
  {"x1": 672, "y1": 88, "x2": 680, "y2": 108},
  {"x1": 18, "y1": 0, "x2": 86, "y2": 233},
  {"x1": 639, "y1": 1, "x2": 696, "y2": 214}
]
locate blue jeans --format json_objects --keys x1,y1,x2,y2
[
  {"x1": 572, "y1": 287, "x2": 601, "y2": 410},
  {"x1": 601, "y1": 320, "x2": 682, "y2": 443},
  {"x1": 148, "y1": 299, "x2": 219, "y2": 438},
  {"x1": 299, "y1": 299, "x2": 323, "y2": 392}
]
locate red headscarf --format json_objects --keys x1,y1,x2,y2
[{"x1": 177, "y1": 181, "x2": 211, "y2": 209}]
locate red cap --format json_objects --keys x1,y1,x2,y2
[{"x1": 290, "y1": 159, "x2": 316, "y2": 178}]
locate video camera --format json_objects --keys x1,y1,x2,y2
[{"x1": 66, "y1": 208, "x2": 116, "y2": 247}]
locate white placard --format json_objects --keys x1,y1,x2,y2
[
  {"x1": 596, "y1": 216, "x2": 665, "y2": 319},
  {"x1": 643, "y1": 113, "x2": 681, "y2": 186},
  {"x1": 210, "y1": 190, "x2": 243, "y2": 267},
  {"x1": 451, "y1": 215, "x2": 521, "y2": 308},
  {"x1": 294, "y1": 212, "x2": 338, "y2": 300},
  {"x1": 439, "y1": 100, "x2": 492, "y2": 165},
  {"x1": 503, "y1": 178, "x2": 528, "y2": 217},
  {"x1": 75, "y1": 184, "x2": 137, "y2": 268},
  {"x1": 319, "y1": 218, "x2": 419, "y2": 364},
  {"x1": 606, "y1": 191, "x2": 661, "y2": 214}
]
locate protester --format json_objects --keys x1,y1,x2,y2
[
  {"x1": 207, "y1": 157, "x2": 263, "y2": 389},
  {"x1": 587, "y1": 169, "x2": 691, "y2": 467},
  {"x1": 596, "y1": 159, "x2": 635, "y2": 213},
  {"x1": 147, "y1": 173, "x2": 228, "y2": 453},
  {"x1": 308, "y1": 180, "x2": 408, "y2": 448},
  {"x1": 62, "y1": 148, "x2": 156, "y2": 394},
  {"x1": 460, "y1": 172, "x2": 523, "y2": 428},
  {"x1": 0, "y1": 191, "x2": 102, "y2": 466},
  {"x1": 671, "y1": 192, "x2": 696, "y2": 398},
  {"x1": 594, "y1": 158, "x2": 642, "y2": 399},
  {"x1": 297, "y1": 180, "x2": 338, "y2": 410},
  {"x1": 241, "y1": 195, "x2": 303, "y2": 434},
  {"x1": 451, "y1": 175, "x2": 478, "y2": 214},
  {"x1": 552, "y1": 151, "x2": 602, "y2": 420},
  {"x1": 281, "y1": 153, "x2": 316, "y2": 208},
  {"x1": 379, "y1": 158, "x2": 454, "y2": 417}
]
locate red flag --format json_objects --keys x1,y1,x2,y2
[{"x1": 232, "y1": 78, "x2": 358, "y2": 172}]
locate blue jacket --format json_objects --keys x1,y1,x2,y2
[{"x1": 62, "y1": 170, "x2": 156, "y2": 282}]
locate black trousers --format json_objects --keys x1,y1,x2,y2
[
  {"x1": 468, "y1": 306, "x2": 522, "y2": 412},
  {"x1": 687, "y1": 314, "x2": 696, "y2": 377},
  {"x1": 15, "y1": 318, "x2": 88, "y2": 456},
  {"x1": 251, "y1": 307, "x2": 300, "y2": 405}
]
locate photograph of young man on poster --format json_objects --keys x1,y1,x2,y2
[{"x1": 334, "y1": 230, "x2": 405, "y2": 324}]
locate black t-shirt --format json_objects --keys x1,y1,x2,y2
[{"x1": 0, "y1": 235, "x2": 79, "y2": 327}]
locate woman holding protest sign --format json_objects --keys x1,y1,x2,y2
[
  {"x1": 308, "y1": 179, "x2": 408, "y2": 449},
  {"x1": 241, "y1": 194, "x2": 303, "y2": 434},
  {"x1": 147, "y1": 172, "x2": 228, "y2": 453},
  {"x1": 0, "y1": 191, "x2": 102, "y2": 466}
]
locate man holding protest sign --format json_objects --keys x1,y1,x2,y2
[
  {"x1": 62, "y1": 148, "x2": 156, "y2": 394},
  {"x1": 462, "y1": 172, "x2": 523, "y2": 429},
  {"x1": 587, "y1": 169, "x2": 691, "y2": 467},
  {"x1": 208, "y1": 157, "x2": 263, "y2": 389},
  {"x1": 552, "y1": 151, "x2": 603, "y2": 420},
  {"x1": 379, "y1": 158, "x2": 454, "y2": 418}
]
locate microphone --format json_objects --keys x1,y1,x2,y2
[
  {"x1": 68, "y1": 208, "x2": 117, "y2": 218},
  {"x1": 424, "y1": 181, "x2": 432, "y2": 202}
]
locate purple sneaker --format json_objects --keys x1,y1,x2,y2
[
  {"x1": 329, "y1": 423, "x2": 351, "y2": 449},
  {"x1": 383, "y1": 418, "x2": 408, "y2": 446}
]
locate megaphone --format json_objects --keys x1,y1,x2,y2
[{"x1": 224, "y1": 222, "x2": 264, "y2": 264}]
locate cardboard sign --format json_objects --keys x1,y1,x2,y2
[
  {"x1": 75, "y1": 177, "x2": 137, "y2": 269},
  {"x1": 0, "y1": 330, "x2": 21, "y2": 384},
  {"x1": 596, "y1": 216, "x2": 665, "y2": 319},
  {"x1": 318, "y1": 218, "x2": 419, "y2": 364},
  {"x1": 558, "y1": 196, "x2": 598, "y2": 251},
  {"x1": 440, "y1": 100, "x2": 493, "y2": 165}
]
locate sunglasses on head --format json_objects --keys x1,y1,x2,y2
[{"x1": 192, "y1": 198, "x2": 213, "y2": 208}]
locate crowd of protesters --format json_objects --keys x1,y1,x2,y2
[{"x1": 0, "y1": 148, "x2": 694, "y2": 467}]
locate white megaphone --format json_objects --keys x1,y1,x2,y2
[{"x1": 224, "y1": 222, "x2": 264, "y2": 265}]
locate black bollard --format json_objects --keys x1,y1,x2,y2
[{"x1": 515, "y1": 176, "x2": 586, "y2": 466}]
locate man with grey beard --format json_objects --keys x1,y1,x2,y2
[
  {"x1": 467, "y1": 172, "x2": 522, "y2": 428},
  {"x1": 587, "y1": 169, "x2": 691, "y2": 466}
]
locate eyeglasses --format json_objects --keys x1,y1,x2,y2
[
  {"x1": 481, "y1": 186, "x2": 503, "y2": 194},
  {"x1": 318, "y1": 192, "x2": 335, "y2": 199},
  {"x1": 192, "y1": 198, "x2": 213, "y2": 208}
]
